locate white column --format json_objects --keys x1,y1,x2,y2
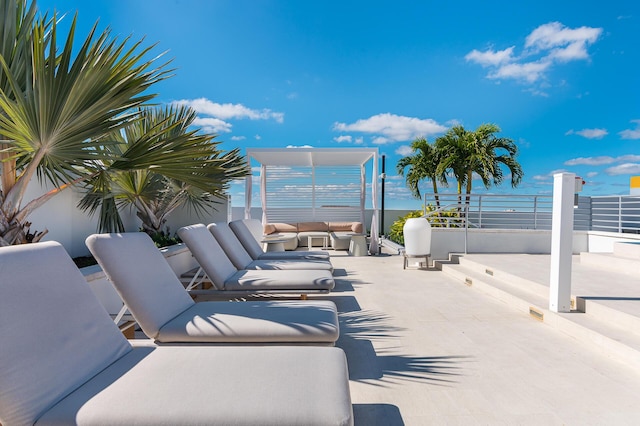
[{"x1": 549, "y1": 172, "x2": 575, "y2": 313}]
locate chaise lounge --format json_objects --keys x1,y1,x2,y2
[
  {"x1": 178, "y1": 224, "x2": 335, "y2": 295},
  {"x1": 0, "y1": 242, "x2": 353, "y2": 425},
  {"x1": 86, "y1": 232, "x2": 340, "y2": 345},
  {"x1": 208, "y1": 222, "x2": 334, "y2": 272},
  {"x1": 230, "y1": 218, "x2": 331, "y2": 260}
]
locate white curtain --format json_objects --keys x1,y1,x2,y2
[
  {"x1": 359, "y1": 164, "x2": 366, "y2": 225},
  {"x1": 260, "y1": 164, "x2": 268, "y2": 225},
  {"x1": 369, "y1": 153, "x2": 379, "y2": 254},
  {"x1": 244, "y1": 159, "x2": 252, "y2": 219}
]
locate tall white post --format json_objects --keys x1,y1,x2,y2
[{"x1": 549, "y1": 172, "x2": 575, "y2": 313}]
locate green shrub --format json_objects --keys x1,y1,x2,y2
[{"x1": 388, "y1": 210, "x2": 424, "y2": 245}]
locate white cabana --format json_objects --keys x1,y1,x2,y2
[{"x1": 245, "y1": 147, "x2": 380, "y2": 254}]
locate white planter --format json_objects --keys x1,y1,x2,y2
[{"x1": 403, "y1": 217, "x2": 431, "y2": 256}]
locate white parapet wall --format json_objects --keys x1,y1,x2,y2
[
  {"x1": 428, "y1": 228, "x2": 589, "y2": 261},
  {"x1": 587, "y1": 231, "x2": 640, "y2": 252},
  {"x1": 21, "y1": 178, "x2": 230, "y2": 257}
]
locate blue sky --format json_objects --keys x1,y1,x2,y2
[{"x1": 36, "y1": 0, "x2": 640, "y2": 209}]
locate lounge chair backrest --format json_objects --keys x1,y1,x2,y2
[
  {"x1": 86, "y1": 233, "x2": 195, "y2": 339},
  {"x1": 208, "y1": 222, "x2": 254, "y2": 269},
  {"x1": 178, "y1": 224, "x2": 239, "y2": 287},
  {"x1": 229, "y1": 219, "x2": 264, "y2": 259},
  {"x1": 0, "y1": 242, "x2": 131, "y2": 426}
]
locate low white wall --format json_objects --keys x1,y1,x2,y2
[
  {"x1": 22, "y1": 179, "x2": 230, "y2": 257},
  {"x1": 587, "y1": 231, "x2": 640, "y2": 252},
  {"x1": 428, "y1": 229, "x2": 589, "y2": 261}
]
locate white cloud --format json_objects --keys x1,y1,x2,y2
[
  {"x1": 618, "y1": 154, "x2": 640, "y2": 162},
  {"x1": 193, "y1": 117, "x2": 232, "y2": 134},
  {"x1": 395, "y1": 145, "x2": 413, "y2": 156},
  {"x1": 525, "y1": 22, "x2": 602, "y2": 57},
  {"x1": 566, "y1": 128, "x2": 608, "y2": 139},
  {"x1": 605, "y1": 163, "x2": 640, "y2": 176},
  {"x1": 333, "y1": 113, "x2": 447, "y2": 143},
  {"x1": 488, "y1": 60, "x2": 552, "y2": 83},
  {"x1": 619, "y1": 119, "x2": 640, "y2": 140},
  {"x1": 172, "y1": 97, "x2": 284, "y2": 136},
  {"x1": 564, "y1": 156, "x2": 614, "y2": 166},
  {"x1": 333, "y1": 135, "x2": 352, "y2": 143},
  {"x1": 466, "y1": 21, "x2": 602, "y2": 87},
  {"x1": 286, "y1": 145, "x2": 314, "y2": 148},
  {"x1": 231, "y1": 135, "x2": 246, "y2": 141},
  {"x1": 254, "y1": 134, "x2": 262, "y2": 140},
  {"x1": 586, "y1": 171, "x2": 598, "y2": 178},
  {"x1": 465, "y1": 46, "x2": 515, "y2": 66},
  {"x1": 176, "y1": 98, "x2": 284, "y2": 123}
]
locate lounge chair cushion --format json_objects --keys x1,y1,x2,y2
[
  {"x1": 180, "y1": 224, "x2": 335, "y2": 292},
  {"x1": 209, "y1": 223, "x2": 333, "y2": 271},
  {"x1": 86, "y1": 233, "x2": 196, "y2": 339},
  {"x1": 208, "y1": 222, "x2": 256, "y2": 268},
  {"x1": 230, "y1": 219, "x2": 330, "y2": 260},
  {"x1": 177, "y1": 224, "x2": 239, "y2": 288},
  {"x1": 157, "y1": 300, "x2": 339, "y2": 343},
  {"x1": 0, "y1": 242, "x2": 131, "y2": 426},
  {"x1": 38, "y1": 346, "x2": 353, "y2": 425},
  {"x1": 224, "y1": 269, "x2": 334, "y2": 291}
]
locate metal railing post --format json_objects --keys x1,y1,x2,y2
[
  {"x1": 464, "y1": 203, "x2": 469, "y2": 254},
  {"x1": 618, "y1": 196, "x2": 622, "y2": 233},
  {"x1": 478, "y1": 195, "x2": 483, "y2": 228},
  {"x1": 533, "y1": 196, "x2": 538, "y2": 230}
]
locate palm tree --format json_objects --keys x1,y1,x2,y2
[
  {"x1": 0, "y1": 2, "x2": 170, "y2": 245},
  {"x1": 436, "y1": 124, "x2": 523, "y2": 196},
  {"x1": 396, "y1": 137, "x2": 446, "y2": 210},
  {"x1": 466, "y1": 123, "x2": 523, "y2": 194},
  {"x1": 78, "y1": 105, "x2": 248, "y2": 236}
]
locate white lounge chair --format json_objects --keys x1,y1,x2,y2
[
  {"x1": 86, "y1": 232, "x2": 339, "y2": 344},
  {"x1": 0, "y1": 241, "x2": 353, "y2": 426},
  {"x1": 178, "y1": 224, "x2": 335, "y2": 295},
  {"x1": 230, "y1": 218, "x2": 330, "y2": 260},
  {"x1": 208, "y1": 222, "x2": 334, "y2": 271}
]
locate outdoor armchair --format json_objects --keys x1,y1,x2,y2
[
  {"x1": 229, "y1": 218, "x2": 330, "y2": 260},
  {"x1": 178, "y1": 224, "x2": 335, "y2": 295},
  {"x1": 0, "y1": 241, "x2": 353, "y2": 425},
  {"x1": 208, "y1": 222, "x2": 334, "y2": 271},
  {"x1": 86, "y1": 232, "x2": 339, "y2": 344}
]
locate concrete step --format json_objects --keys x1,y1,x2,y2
[
  {"x1": 579, "y1": 252, "x2": 640, "y2": 277},
  {"x1": 614, "y1": 241, "x2": 640, "y2": 259},
  {"x1": 436, "y1": 256, "x2": 640, "y2": 371}
]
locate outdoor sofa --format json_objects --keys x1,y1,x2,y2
[
  {"x1": 0, "y1": 241, "x2": 353, "y2": 425},
  {"x1": 263, "y1": 221, "x2": 364, "y2": 250}
]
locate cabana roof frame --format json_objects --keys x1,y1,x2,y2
[{"x1": 245, "y1": 148, "x2": 380, "y2": 254}]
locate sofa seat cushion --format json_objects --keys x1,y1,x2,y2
[{"x1": 38, "y1": 346, "x2": 353, "y2": 425}]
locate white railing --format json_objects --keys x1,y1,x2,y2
[
  {"x1": 591, "y1": 195, "x2": 640, "y2": 234},
  {"x1": 422, "y1": 193, "x2": 592, "y2": 231}
]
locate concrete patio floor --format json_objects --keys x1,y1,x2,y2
[{"x1": 323, "y1": 250, "x2": 640, "y2": 425}]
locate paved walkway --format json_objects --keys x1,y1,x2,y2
[{"x1": 324, "y1": 251, "x2": 640, "y2": 425}]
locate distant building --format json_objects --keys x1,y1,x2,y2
[{"x1": 631, "y1": 176, "x2": 640, "y2": 195}]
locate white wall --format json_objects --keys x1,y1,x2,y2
[
  {"x1": 587, "y1": 231, "x2": 640, "y2": 252},
  {"x1": 428, "y1": 228, "x2": 589, "y2": 261},
  {"x1": 22, "y1": 179, "x2": 229, "y2": 257}
]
